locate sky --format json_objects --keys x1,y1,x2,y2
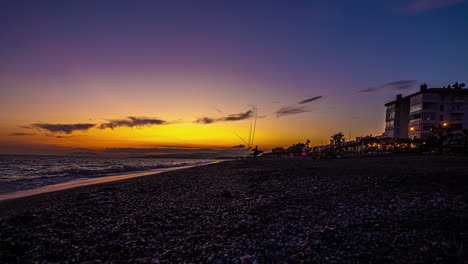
[{"x1": 1, "y1": 0, "x2": 467, "y2": 156}]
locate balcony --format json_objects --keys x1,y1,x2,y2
[{"x1": 450, "y1": 113, "x2": 464, "y2": 122}]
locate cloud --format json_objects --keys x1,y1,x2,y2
[
  {"x1": 9, "y1": 132, "x2": 82, "y2": 138},
  {"x1": 99, "y1": 116, "x2": 167, "y2": 129},
  {"x1": 275, "y1": 96, "x2": 322, "y2": 118},
  {"x1": 359, "y1": 87, "x2": 382, "y2": 93},
  {"x1": 9, "y1": 133, "x2": 37, "y2": 136},
  {"x1": 298, "y1": 96, "x2": 323, "y2": 104},
  {"x1": 359, "y1": 80, "x2": 417, "y2": 93},
  {"x1": 45, "y1": 134, "x2": 85, "y2": 139},
  {"x1": 222, "y1": 110, "x2": 254, "y2": 121},
  {"x1": 404, "y1": 0, "x2": 467, "y2": 12},
  {"x1": 387, "y1": 80, "x2": 418, "y2": 91},
  {"x1": 31, "y1": 123, "x2": 96, "y2": 134},
  {"x1": 194, "y1": 117, "x2": 216, "y2": 124},
  {"x1": 232, "y1": 144, "x2": 246, "y2": 149},
  {"x1": 195, "y1": 110, "x2": 255, "y2": 124},
  {"x1": 276, "y1": 105, "x2": 308, "y2": 117}
]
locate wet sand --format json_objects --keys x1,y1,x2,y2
[{"x1": 0, "y1": 155, "x2": 467, "y2": 263}]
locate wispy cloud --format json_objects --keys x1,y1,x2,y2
[
  {"x1": 359, "y1": 87, "x2": 382, "y2": 93},
  {"x1": 9, "y1": 131, "x2": 86, "y2": 138},
  {"x1": 46, "y1": 134, "x2": 86, "y2": 139},
  {"x1": 232, "y1": 144, "x2": 246, "y2": 149},
  {"x1": 298, "y1": 96, "x2": 323, "y2": 104},
  {"x1": 275, "y1": 95, "x2": 322, "y2": 117},
  {"x1": 359, "y1": 80, "x2": 417, "y2": 93},
  {"x1": 403, "y1": 0, "x2": 467, "y2": 12},
  {"x1": 276, "y1": 105, "x2": 308, "y2": 117},
  {"x1": 195, "y1": 110, "x2": 255, "y2": 124},
  {"x1": 222, "y1": 110, "x2": 254, "y2": 121},
  {"x1": 31, "y1": 123, "x2": 96, "y2": 134},
  {"x1": 194, "y1": 117, "x2": 216, "y2": 124},
  {"x1": 99, "y1": 116, "x2": 167, "y2": 129},
  {"x1": 9, "y1": 132, "x2": 37, "y2": 136}
]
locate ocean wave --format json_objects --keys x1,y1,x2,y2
[{"x1": 0, "y1": 157, "x2": 215, "y2": 194}]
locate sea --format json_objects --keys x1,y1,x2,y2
[{"x1": 0, "y1": 155, "x2": 217, "y2": 194}]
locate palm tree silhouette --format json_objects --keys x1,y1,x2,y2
[
  {"x1": 452, "y1": 82, "x2": 466, "y2": 89},
  {"x1": 330, "y1": 132, "x2": 346, "y2": 148},
  {"x1": 432, "y1": 124, "x2": 450, "y2": 154}
]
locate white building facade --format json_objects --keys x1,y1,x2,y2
[{"x1": 385, "y1": 85, "x2": 468, "y2": 139}]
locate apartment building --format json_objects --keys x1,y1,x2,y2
[
  {"x1": 385, "y1": 84, "x2": 468, "y2": 139},
  {"x1": 384, "y1": 94, "x2": 410, "y2": 138}
]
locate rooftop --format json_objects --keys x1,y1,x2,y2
[{"x1": 385, "y1": 87, "x2": 468, "y2": 106}]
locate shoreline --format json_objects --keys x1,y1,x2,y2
[
  {"x1": 0, "y1": 160, "x2": 224, "y2": 202},
  {"x1": 0, "y1": 155, "x2": 466, "y2": 263}
]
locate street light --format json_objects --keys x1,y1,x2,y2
[{"x1": 442, "y1": 122, "x2": 448, "y2": 127}]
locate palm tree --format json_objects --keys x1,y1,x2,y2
[
  {"x1": 330, "y1": 132, "x2": 346, "y2": 148},
  {"x1": 452, "y1": 82, "x2": 466, "y2": 89},
  {"x1": 287, "y1": 139, "x2": 311, "y2": 156},
  {"x1": 432, "y1": 124, "x2": 450, "y2": 154}
]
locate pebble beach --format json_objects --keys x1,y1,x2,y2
[{"x1": 0, "y1": 155, "x2": 467, "y2": 263}]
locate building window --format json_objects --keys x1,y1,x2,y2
[
  {"x1": 410, "y1": 114, "x2": 421, "y2": 120},
  {"x1": 410, "y1": 103, "x2": 422, "y2": 112},
  {"x1": 451, "y1": 113, "x2": 464, "y2": 121},
  {"x1": 423, "y1": 126, "x2": 434, "y2": 131},
  {"x1": 439, "y1": 115, "x2": 444, "y2": 121},
  {"x1": 452, "y1": 104, "x2": 462, "y2": 111},
  {"x1": 422, "y1": 112, "x2": 435, "y2": 121},
  {"x1": 440, "y1": 104, "x2": 444, "y2": 111},
  {"x1": 422, "y1": 103, "x2": 437, "y2": 110},
  {"x1": 410, "y1": 94, "x2": 422, "y2": 105}
]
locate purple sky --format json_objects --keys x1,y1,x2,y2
[{"x1": 1, "y1": 0, "x2": 467, "y2": 155}]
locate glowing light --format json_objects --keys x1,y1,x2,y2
[
  {"x1": 409, "y1": 127, "x2": 415, "y2": 131},
  {"x1": 442, "y1": 123, "x2": 448, "y2": 127}
]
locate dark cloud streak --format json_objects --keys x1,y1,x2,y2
[
  {"x1": 222, "y1": 110, "x2": 254, "y2": 121},
  {"x1": 276, "y1": 106, "x2": 308, "y2": 117},
  {"x1": 195, "y1": 110, "x2": 254, "y2": 124},
  {"x1": 46, "y1": 134, "x2": 85, "y2": 139},
  {"x1": 31, "y1": 123, "x2": 96, "y2": 134},
  {"x1": 298, "y1": 96, "x2": 323, "y2": 104},
  {"x1": 9, "y1": 133, "x2": 37, "y2": 136},
  {"x1": 194, "y1": 117, "x2": 216, "y2": 124},
  {"x1": 359, "y1": 80, "x2": 417, "y2": 93},
  {"x1": 99, "y1": 116, "x2": 167, "y2": 129}
]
